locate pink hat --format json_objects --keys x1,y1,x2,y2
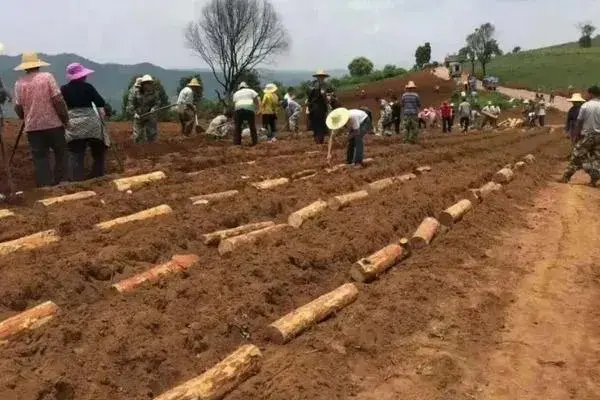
[{"x1": 66, "y1": 62, "x2": 94, "y2": 82}]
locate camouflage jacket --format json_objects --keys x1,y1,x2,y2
[{"x1": 127, "y1": 88, "x2": 160, "y2": 116}]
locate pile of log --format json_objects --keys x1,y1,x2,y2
[{"x1": 498, "y1": 118, "x2": 524, "y2": 129}]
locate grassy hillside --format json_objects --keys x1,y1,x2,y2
[{"x1": 482, "y1": 36, "x2": 600, "y2": 93}]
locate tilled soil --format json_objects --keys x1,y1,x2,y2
[{"x1": 0, "y1": 120, "x2": 569, "y2": 399}]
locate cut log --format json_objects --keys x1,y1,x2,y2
[
  {"x1": 203, "y1": 222, "x2": 275, "y2": 245},
  {"x1": 113, "y1": 254, "x2": 200, "y2": 293},
  {"x1": 95, "y1": 204, "x2": 173, "y2": 230},
  {"x1": 398, "y1": 237, "x2": 410, "y2": 249},
  {"x1": 190, "y1": 190, "x2": 239, "y2": 204},
  {"x1": 0, "y1": 301, "x2": 59, "y2": 344},
  {"x1": 0, "y1": 230, "x2": 59, "y2": 257},
  {"x1": 477, "y1": 182, "x2": 503, "y2": 201},
  {"x1": 325, "y1": 163, "x2": 347, "y2": 173},
  {"x1": 395, "y1": 173, "x2": 418, "y2": 182},
  {"x1": 523, "y1": 154, "x2": 536, "y2": 164},
  {"x1": 112, "y1": 171, "x2": 166, "y2": 192},
  {"x1": 327, "y1": 190, "x2": 369, "y2": 211},
  {"x1": 288, "y1": 200, "x2": 328, "y2": 228},
  {"x1": 409, "y1": 217, "x2": 440, "y2": 249},
  {"x1": 153, "y1": 344, "x2": 262, "y2": 400},
  {"x1": 267, "y1": 283, "x2": 359, "y2": 344},
  {"x1": 37, "y1": 191, "x2": 97, "y2": 207},
  {"x1": 291, "y1": 169, "x2": 318, "y2": 180},
  {"x1": 218, "y1": 224, "x2": 288, "y2": 255},
  {"x1": 350, "y1": 244, "x2": 406, "y2": 283},
  {"x1": 493, "y1": 168, "x2": 514, "y2": 184},
  {"x1": 514, "y1": 161, "x2": 526, "y2": 170},
  {"x1": 366, "y1": 177, "x2": 396, "y2": 193},
  {"x1": 250, "y1": 178, "x2": 290, "y2": 190},
  {"x1": 439, "y1": 199, "x2": 473, "y2": 227},
  {"x1": 305, "y1": 151, "x2": 321, "y2": 155},
  {"x1": 415, "y1": 166, "x2": 432, "y2": 174},
  {"x1": 0, "y1": 209, "x2": 15, "y2": 219}
]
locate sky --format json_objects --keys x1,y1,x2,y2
[{"x1": 1, "y1": 0, "x2": 599, "y2": 71}]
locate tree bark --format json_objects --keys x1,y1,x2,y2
[{"x1": 113, "y1": 255, "x2": 200, "y2": 293}]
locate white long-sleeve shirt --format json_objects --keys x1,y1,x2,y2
[{"x1": 177, "y1": 86, "x2": 194, "y2": 106}]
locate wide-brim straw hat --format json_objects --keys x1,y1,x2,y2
[
  {"x1": 188, "y1": 78, "x2": 201, "y2": 87},
  {"x1": 569, "y1": 93, "x2": 586, "y2": 103},
  {"x1": 264, "y1": 83, "x2": 278, "y2": 94},
  {"x1": 405, "y1": 81, "x2": 417, "y2": 89},
  {"x1": 326, "y1": 107, "x2": 350, "y2": 130},
  {"x1": 140, "y1": 74, "x2": 153, "y2": 83},
  {"x1": 238, "y1": 81, "x2": 249, "y2": 89},
  {"x1": 313, "y1": 69, "x2": 330, "y2": 78},
  {"x1": 66, "y1": 62, "x2": 94, "y2": 82},
  {"x1": 14, "y1": 52, "x2": 50, "y2": 71}
]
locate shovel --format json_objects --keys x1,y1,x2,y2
[{"x1": 194, "y1": 113, "x2": 204, "y2": 134}]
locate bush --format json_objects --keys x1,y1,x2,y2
[{"x1": 348, "y1": 57, "x2": 374, "y2": 77}]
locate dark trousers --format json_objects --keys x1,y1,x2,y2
[
  {"x1": 393, "y1": 118, "x2": 400, "y2": 134},
  {"x1": 67, "y1": 138, "x2": 106, "y2": 181},
  {"x1": 27, "y1": 127, "x2": 67, "y2": 187},
  {"x1": 310, "y1": 112, "x2": 327, "y2": 144},
  {"x1": 442, "y1": 117, "x2": 452, "y2": 133},
  {"x1": 234, "y1": 109, "x2": 257, "y2": 146},
  {"x1": 346, "y1": 135, "x2": 364, "y2": 165},
  {"x1": 262, "y1": 114, "x2": 277, "y2": 138},
  {"x1": 460, "y1": 117, "x2": 470, "y2": 132},
  {"x1": 538, "y1": 115, "x2": 545, "y2": 127}
]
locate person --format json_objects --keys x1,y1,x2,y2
[
  {"x1": 232, "y1": 81, "x2": 260, "y2": 146},
  {"x1": 326, "y1": 107, "x2": 371, "y2": 167},
  {"x1": 559, "y1": 85, "x2": 600, "y2": 186},
  {"x1": 60, "y1": 63, "x2": 107, "y2": 181},
  {"x1": 282, "y1": 87, "x2": 294, "y2": 131},
  {"x1": 0, "y1": 76, "x2": 12, "y2": 146},
  {"x1": 127, "y1": 74, "x2": 160, "y2": 144},
  {"x1": 286, "y1": 96, "x2": 301, "y2": 133},
  {"x1": 177, "y1": 78, "x2": 202, "y2": 136},
  {"x1": 549, "y1": 91, "x2": 555, "y2": 104},
  {"x1": 390, "y1": 95, "x2": 401, "y2": 135},
  {"x1": 206, "y1": 109, "x2": 233, "y2": 138},
  {"x1": 480, "y1": 101, "x2": 497, "y2": 129},
  {"x1": 260, "y1": 83, "x2": 279, "y2": 142},
  {"x1": 401, "y1": 81, "x2": 421, "y2": 144},
  {"x1": 307, "y1": 69, "x2": 330, "y2": 144},
  {"x1": 327, "y1": 88, "x2": 341, "y2": 110},
  {"x1": 449, "y1": 103, "x2": 456, "y2": 128},
  {"x1": 458, "y1": 97, "x2": 471, "y2": 133},
  {"x1": 440, "y1": 101, "x2": 452, "y2": 133},
  {"x1": 377, "y1": 99, "x2": 393, "y2": 136},
  {"x1": 13, "y1": 52, "x2": 69, "y2": 187},
  {"x1": 565, "y1": 93, "x2": 586, "y2": 144},
  {"x1": 536, "y1": 96, "x2": 546, "y2": 127},
  {"x1": 523, "y1": 99, "x2": 536, "y2": 126}
]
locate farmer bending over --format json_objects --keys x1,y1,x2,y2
[{"x1": 326, "y1": 107, "x2": 372, "y2": 167}]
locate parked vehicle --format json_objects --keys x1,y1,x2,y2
[{"x1": 483, "y1": 76, "x2": 499, "y2": 90}]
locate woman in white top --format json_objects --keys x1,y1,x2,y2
[
  {"x1": 326, "y1": 107, "x2": 372, "y2": 166},
  {"x1": 232, "y1": 82, "x2": 260, "y2": 145}
]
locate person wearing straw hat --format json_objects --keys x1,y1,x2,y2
[
  {"x1": 565, "y1": 93, "x2": 586, "y2": 143},
  {"x1": 13, "y1": 52, "x2": 69, "y2": 187},
  {"x1": 326, "y1": 107, "x2": 372, "y2": 167},
  {"x1": 401, "y1": 81, "x2": 421, "y2": 143},
  {"x1": 307, "y1": 69, "x2": 331, "y2": 144},
  {"x1": 127, "y1": 74, "x2": 160, "y2": 144},
  {"x1": 260, "y1": 83, "x2": 279, "y2": 142},
  {"x1": 60, "y1": 62, "x2": 108, "y2": 181},
  {"x1": 177, "y1": 77, "x2": 203, "y2": 136},
  {"x1": 232, "y1": 81, "x2": 260, "y2": 146}
]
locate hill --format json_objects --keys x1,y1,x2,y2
[
  {"x1": 0, "y1": 53, "x2": 344, "y2": 115},
  {"x1": 483, "y1": 35, "x2": 600, "y2": 93}
]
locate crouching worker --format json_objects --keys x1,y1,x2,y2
[
  {"x1": 60, "y1": 62, "x2": 108, "y2": 181},
  {"x1": 206, "y1": 109, "x2": 233, "y2": 138},
  {"x1": 326, "y1": 107, "x2": 372, "y2": 167}
]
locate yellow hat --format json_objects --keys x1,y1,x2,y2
[
  {"x1": 313, "y1": 69, "x2": 330, "y2": 78},
  {"x1": 188, "y1": 78, "x2": 201, "y2": 87},
  {"x1": 569, "y1": 93, "x2": 586, "y2": 103},
  {"x1": 14, "y1": 52, "x2": 50, "y2": 71},
  {"x1": 263, "y1": 83, "x2": 278, "y2": 94},
  {"x1": 326, "y1": 107, "x2": 350, "y2": 130},
  {"x1": 405, "y1": 81, "x2": 417, "y2": 89}
]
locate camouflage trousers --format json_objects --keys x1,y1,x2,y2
[
  {"x1": 403, "y1": 115, "x2": 419, "y2": 144},
  {"x1": 563, "y1": 134, "x2": 600, "y2": 181},
  {"x1": 133, "y1": 118, "x2": 158, "y2": 144},
  {"x1": 289, "y1": 110, "x2": 301, "y2": 133}
]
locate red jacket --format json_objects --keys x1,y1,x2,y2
[{"x1": 440, "y1": 103, "x2": 452, "y2": 118}]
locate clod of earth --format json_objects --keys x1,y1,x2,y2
[
  {"x1": 153, "y1": 344, "x2": 262, "y2": 400},
  {"x1": 190, "y1": 190, "x2": 239, "y2": 204},
  {"x1": 514, "y1": 161, "x2": 527, "y2": 170},
  {"x1": 267, "y1": 283, "x2": 359, "y2": 344},
  {"x1": 410, "y1": 217, "x2": 441, "y2": 249},
  {"x1": 439, "y1": 199, "x2": 473, "y2": 227},
  {"x1": 494, "y1": 167, "x2": 515, "y2": 184},
  {"x1": 350, "y1": 243, "x2": 407, "y2": 283},
  {"x1": 250, "y1": 177, "x2": 290, "y2": 190},
  {"x1": 288, "y1": 200, "x2": 328, "y2": 228},
  {"x1": 112, "y1": 171, "x2": 167, "y2": 192},
  {"x1": 37, "y1": 191, "x2": 97, "y2": 207},
  {"x1": 218, "y1": 224, "x2": 289, "y2": 256},
  {"x1": 0, "y1": 229, "x2": 59, "y2": 257},
  {"x1": 95, "y1": 204, "x2": 173, "y2": 230},
  {"x1": 203, "y1": 221, "x2": 276, "y2": 245},
  {"x1": 524, "y1": 154, "x2": 536, "y2": 164},
  {"x1": 327, "y1": 190, "x2": 370, "y2": 211},
  {"x1": 0, "y1": 301, "x2": 59, "y2": 344}
]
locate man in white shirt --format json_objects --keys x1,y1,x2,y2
[
  {"x1": 177, "y1": 78, "x2": 202, "y2": 136},
  {"x1": 326, "y1": 107, "x2": 372, "y2": 167},
  {"x1": 232, "y1": 82, "x2": 260, "y2": 145}
]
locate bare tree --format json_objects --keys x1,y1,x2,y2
[{"x1": 185, "y1": 0, "x2": 290, "y2": 101}]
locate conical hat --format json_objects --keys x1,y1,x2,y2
[
  {"x1": 188, "y1": 78, "x2": 201, "y2": 87},
  {"x1": 569, "y1": 93, "x2": 585, "y2": 102},
  {"x1": 313, "y1": 69, "x2": 330, "y2": 78},
  {"x1": 405, "y1": 81, "x2": 416, "y2": 89},
  {"x1": 326, "y1": 107, "x2": 350, "y2": 130}
]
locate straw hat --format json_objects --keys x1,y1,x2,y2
[
  {"x1": 460, "y1": 91, "x2": 467, "y2": 98},
  {"x1": 140, "y1": 74, "x2": 153, "y2": 83},
  {"x1": 238, "y1": 81, "x2": 249, "y2": 89},
  {"x1": 14, "y1": 52, "x2": 50, "y2": 71},
  {"x1": 313, "y1": 69, "x2": 330, "y2": 78},
  {"x1": 326, "y1": 107, "x2": 350, "y2": 130},
  {"x1": 263, "y1": 83, "x2": 278, "y2": 94},
  {"x1": 188, "y1": 78, "x2": 201, "y2": 87},
  {"x1": 405, "y1": 81, "x2": 417, "y2": 89},
  {"x1": 568, "y1": 93, "x2": 586, "y2": 103}
]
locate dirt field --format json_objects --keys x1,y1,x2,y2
[{"x1": 1, "y1": 72, "x2": 597, "y2": 400}]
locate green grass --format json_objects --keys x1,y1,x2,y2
[{"x1": 475, "y1": 36, "x2": 600, "y2": 93}]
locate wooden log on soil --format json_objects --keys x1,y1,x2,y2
[
  {"x1": 325, "y1": 163, "x2": 347, "y2": 173},
  {"x1": 514, "y1": 161, "x2": 526, "y2": 170},
  {"x1": 112, "y1": 171, "x2": 166, "y2": 192},
  {"x1": 366, "y1": 177, "x2": 396, "y2": 193},
  {"x1": 153, "y1": 344, "x2": 262, "y2": 400},
  {"x1": 250, "y1": 177, "x2": 290, "y2": 190},
  {"x1": 267, "y1": 283, "x2": 359, "y2": 344},
  {"x1": 0, "y1": 230, "x2": 59, "y2": 257},
  {"x1": 203, "y1": 222, "x2": 275, "y2": 245},
  {"x1": 415, "y1": 165, "x2": 432, "y2": 174},
  {"x1": 218, "y1": 224, "x2": 288, "y2": 256},
  {"x1": 190, "y1": 190, "x2": 239, "y2": 204},
  {"x1": 95, "y1": 204, "x2": 173, "y2": 230},
  {"x1": 493, "y1": 167, "x2": 514, "y2": 184},
  {"x1": 350, "y1": 244, "x2": 407, "y2": 283},
  {"x1": 0, "y1": 209, "x2": 15, "y2": 219},
  {"x1": 410, "y1": 217, "x2": 440, "y2": 249},
  {"x1": 395, "y1": 173, "x2": 418, "y2": 182},
  {"x1": 113, "y1": 254, "x2": 200, "y2": 293},
  {"x1": 0, "y1": 301, "x2": 59, "y2": 344},
  {"x1": 523, "y1": 154, "x2": 536, "y2": 164},
  {"x1": 37, "y1": 191, "x2": 97, "y2": 207},
  {"x1": 439, "y1": 199, "x2": 473, "y2": 227},
  {"x1": 327, "y1": 190, "x2": 369, "y2": 211},
  {"x1": 398, "y1": 237, "x2": 410, "y2": 249},
  {"x1": 288, "y1": 200, "x2": 328, "y2": 228},
  {"x1": 477, "y1": 182, "x2": 503, "y2": 201},
  {"x1": 291, "y1": 169, "x2": 318, "y2": 180}
]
